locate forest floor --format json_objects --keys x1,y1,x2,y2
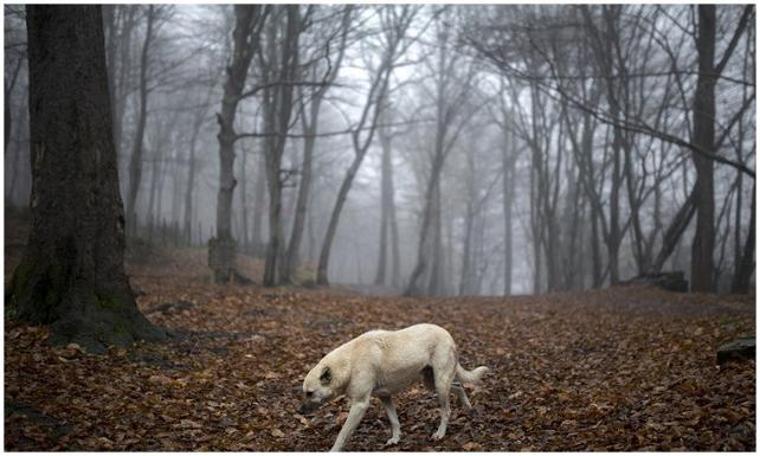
[{"x1": 4, "y1": 222, "x2": 757, "y2": 451}]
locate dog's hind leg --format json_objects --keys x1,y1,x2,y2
[
  {"x1": 330, "y1": 394, "x2": 370, "y2": 452},
  {"x1": 451, "y1": 381, "x2": 472, "y2": 409},
  {"x1": 381, "y1": 396, "x2": 401, "y2": 446},
  {"x1": 431, "y1": 350, "x2": 456, "y2": 441}
]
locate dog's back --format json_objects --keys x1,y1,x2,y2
[{"x1": 351, "y1": 324, "x2": 456, "y2": 394}]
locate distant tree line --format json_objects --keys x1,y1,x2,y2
[{"x1": 5, "y1": 4, "x2": 755, "y2": 299}]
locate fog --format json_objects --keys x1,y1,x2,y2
[{"x1": 5, "y1": 4, "x2": 755, "y2": 295}]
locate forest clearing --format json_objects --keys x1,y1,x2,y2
[
  {"x1": 5, "y1": 226, "x2": 756, "y2": 451},
  {"x1": 4, "y1": 4, "x2": 756, "y2": 453}
]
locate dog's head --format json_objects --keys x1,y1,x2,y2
[{"x1": 298, "y1": 363, "x2": 335, "y2": 415}]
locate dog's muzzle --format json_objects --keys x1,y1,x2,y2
[{"x1": 298, "y1": 400, "x2": 320, "y2": 415}]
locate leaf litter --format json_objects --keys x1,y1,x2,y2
[{"x1": 4, "y1": 263, "x2": 755, "y2": 451}]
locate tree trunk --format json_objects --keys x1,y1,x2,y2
[
  {"x1": 317, "y1": 154, "x2": 364, "y2": 285},
  {"x1": 146, "y1": 144, "x2": 162, "y2": 241},
  {"x1": 427, "y1": 179, "x2": 444, "y2": 295},
  {"x1": 210, "y1": 5, "x2": 264, "y2": 283},
  {"x1": 264, "y1": 5, "x2": 299, "y2": 287},
  {"x1": 389, "y1": 178, "x2": 401, "y2": 288},
  {"x1": 405, "y1": 152, "x2": 446, "y2": 296},
  {"x1": 460, "y1": 151, "x2": 476, "y2": 295},
  {"x1": 651, "y1": 187, "x2": 697, "y2": 273},
  {"x1": 125, "y1": 5, "x2": 154, "y2": 236},
  {"x1": 316, "y1": 5, "x2": 414, "y2": 286},
  {"x1": 691, "y1": 4, "x2": 717, "y2": 292},
  {"x1": 183, "y1": 125, "x2": 200, "y2": 243},
  {"x1": 731, "y1": 184, "x2": 755, "y2": 293},
  {"x1": 239, "y1": 144, "x2": 249, "y2": 251},
  {"x1": 9, "y1": 5, "x2": 164, "y2": 352},
  {"x1": 374, "y1": 120, "x2": 392, "y2": 286},
  {"x1": 590, "y1": 202, "x2": 603, "y2": 288},
  {"x1": 251, "y1": 151, "x2": 267, "y2": 256},
  {"x1": 502, "y1": 129, "x2": 516, "y2": 295},
  {"x1": 286, "y1": 8, "x2": 351, "y2": 283},
  {"x1": 286, "y1": 94, "x2": 318, "y2": 283}
]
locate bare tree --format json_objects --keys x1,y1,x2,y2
[
  {"x1": 125, "y1": 5, "x2": 156, "y2": 235},
  {"x1": 209, "y1": 5, "x2": 268, "y2": 283},
  {"x1": 260, "y1": 5, "x2": 303, "y2": 286},
  {"x1": 283, "y1": 5, "x2": 353, "y2": 284},
  {"x1": 317, "y1": 5, "x2": 420, "y2": 286},
  {"x1": 406, "y1": 7, "x2": 480, "y2": 296},
  {"x1": 373, "y1": 94, "x2": 402, "y2": 288}
]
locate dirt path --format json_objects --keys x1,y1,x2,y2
[{"x1": 5, "y1": 268, "x2": 756, "y2": 451}]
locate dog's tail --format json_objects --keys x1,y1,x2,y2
[{"x1": 456, "y1": 364, "x2": 489, "y2": 386}]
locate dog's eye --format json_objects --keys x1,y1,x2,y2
[{"x1": 306, "y1": 391, "x2": 313, "y2": 398}]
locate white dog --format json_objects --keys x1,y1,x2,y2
[{"x1": 298, "y1": 323, "x2": 488, "y2": 451}]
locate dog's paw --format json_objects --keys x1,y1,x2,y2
[
  {"x1": 430, "y1": 431, "x2": 445, "y2": 441},
  {"x1": 385, "y1": 436, "x2": 400, "y2": 446}
]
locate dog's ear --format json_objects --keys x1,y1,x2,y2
[{"x1": 320, "y1": 366, "x2": 332, "y2": 385}]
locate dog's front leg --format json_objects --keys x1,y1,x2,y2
[
  {"x1": 330, "y1": 395, "x2": 370, "y2": 452},
  {"x1": 381, "y1": 396, "x2": 401, "y2": 445}
]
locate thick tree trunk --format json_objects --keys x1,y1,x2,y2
[
  {"x1": 691, "y1": 5, "x2": 717, "y2": 292},
  {"x1": 9, "y1": 5, "x2": 164, "y2": 352}
]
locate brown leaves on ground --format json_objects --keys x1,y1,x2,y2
[{"x1": 4, "y1": 265, "x2": 755, "y2": 451}]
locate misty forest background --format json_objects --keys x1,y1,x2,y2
[
  {"x1": 3, "y1": 4, "x2": 757, "y2": 451},
  {"x1": 5, "y1": 4, "x2": 756, "y2": 296}
]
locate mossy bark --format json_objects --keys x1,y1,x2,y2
[{"x1": 7, "y1": 5, "x2": 164, "y2": 353}]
